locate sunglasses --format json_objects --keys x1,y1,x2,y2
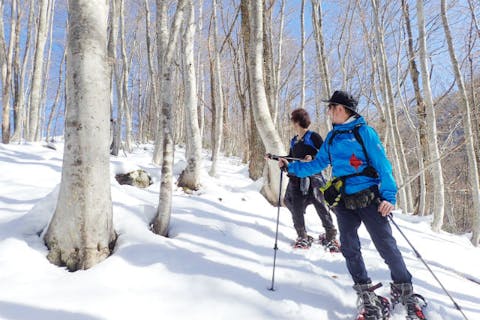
[{"x1": 328, "y1": 103, "x2": 338, "y2": 109}]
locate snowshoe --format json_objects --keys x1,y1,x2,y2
[
  {"x1": 390, "y1": 283, "x2": 427, "y2": 320},
  {"x1": 354, "y1": 283, "x2": 391, "y2": 320},
  {"x1": 293, "y1": 235, "x2": 314, "y2": 249},
  {"x1": 319, "y1": 233, "x2": 341, "y2": 253},
  {"x1": 404, "y1": 294, "x2": 427, "y2": 320}
]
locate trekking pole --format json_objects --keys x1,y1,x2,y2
[
  {"x1": 388, "y1": 214, "x2": 470, "y2": 320},
  {"x1": 265, "y1": 153, "x2": 303, "y2": 162},
  {"x1": 268, "y1": 169, "x2": 284, "y2": 291}
]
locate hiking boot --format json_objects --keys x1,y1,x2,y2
[
  {"x1": 319, "y1": 230, "x2": 341, "y2": 252},
  {"x1": 390, "y1": 283, "x2": 426, "y2": 320},
  {"x1": 354, "y1": 283, "x2": 390, "y2": 320},
  {"x1": 324, "y1": 239, "x2": 341, "y2": 253},
  {"x1": 325, "y1": 228, "x2": 338, "y2": 242},
  {"x1": 293, "y1": 235, "x2": 314, "y2": 249}
]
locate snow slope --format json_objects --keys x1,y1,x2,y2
[{"x1": 0, "y1": 142, "x2": 478, "y2": 320}]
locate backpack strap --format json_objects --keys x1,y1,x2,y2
[
  {"x1": 290, "y1": 136, "x2": 297, "y2": 151},
  {"x1": 352, "y1": 125, "x2": 371, "y2": 165},
  {"x1": 290, "y1": 130, "x2": 318, "y2": 152},
  {"x1": 303, "y1": 131, "x2": 318, "y2": 151}
]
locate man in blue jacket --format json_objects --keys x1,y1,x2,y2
[{"x1": 278, "y1": 91, "x2": 425, "y2": 320}]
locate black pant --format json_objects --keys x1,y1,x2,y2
[
  {"x1": 334, "y1": 203, "x2": 412, "y2": 284},
  {"x1": 284, "y1": 177, "x2": 335, "y2": 237}
]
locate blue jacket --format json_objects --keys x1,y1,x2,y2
[{"x1": 287, "y1": 116, "x2": 397, "y2": 204}]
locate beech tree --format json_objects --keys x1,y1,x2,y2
[
  {"x1": 441, "y1": 0, "x2": 480, "y2": 246},
  {"x1": 27, "y1": 0, "x2": 50, "y2": 142},
  {"x1": 177, "y1": 0, "x2": 202, "y2": 191},
  {"x1": 416, "y1": 0, "x2": 445, "y2": 232},
  {"x1": 152, "y1": 0, "x2": 187, "y2": 236},
  {"x1": 44, "y1": 0, "x2": 116, "y2": 271},
  {"x1": 243, "y1": 0, "x2": 286, "y2": 204}
]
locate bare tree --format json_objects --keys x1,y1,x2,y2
[
  {"x1": 1, "y1": 0, "x2": 17, "y2": 144},
  {"x1": 119, "y1": 0, "x2": 133, "y2": 152},
  {"x1": 27, "y1": 0, "x2": 50, "y2": 141},
  {"x1": 108, "y1": 0, "x2": 122, "y2": 156},
  {"x1": 441, "y1": 0, "x2": 480, "y2": 246},
  {"x1": 299, "y1": 0, "x2": 306, "y2": 110},
  {"x1": 311, "y1": 0, "x2": 331, "y2": 135},
  {"x1": 370, "y1": 0, "x2": 412, "y2": 212},
  {"x1": 273, "y1": 0, "x2": 285, "y2": 126},
  {"x1": 152, "y1": 0, "x2": 187, "y2": 236},
  {"x1": 178, "y1": 0, "x2": 202, "y2": 191},
  {"x1": 209, "y1": 0, "x2": 225, "y2": 177},
  {"x1": 144, "y1": 0, "x2": 158, "y2": 143},
  {"x1": 401, "y1": 0, "x2": 428, "y2": 216},
  {"x1": 44, "y1": 0, "x2": 116, "y2": 271},
  {"x1": 244, "y1": 0, "x2": 286, "y2": 204},
  {"x1": 416, "y1": 0, "x2": 445, "y2": 231}
]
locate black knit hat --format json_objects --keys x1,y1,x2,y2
[{"x1": 322, "y1": 90, "x2": 358, "y2": 114}]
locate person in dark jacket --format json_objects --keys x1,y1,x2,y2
[
  {"x1": 278, "y1": 91, "x2": 426, "y2": 320},
  {"x1": 284, "y1": 108, "x2": 338, "y2": 250}
]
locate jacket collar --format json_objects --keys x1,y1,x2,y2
[{"x1": 332, "y1": 115, "x2": 366, "y2": 131}]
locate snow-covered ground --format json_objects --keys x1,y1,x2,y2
[{"x1": 0, "y1": 142, "x2": 479, "y2": 320}]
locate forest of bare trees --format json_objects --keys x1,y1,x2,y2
[{"x1": 0, "y1": 0, "x2": 479, "y2": 268}]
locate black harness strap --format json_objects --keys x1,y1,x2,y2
[{"x1": 327, "y1": 124, "x2": 378, "y2": 183}]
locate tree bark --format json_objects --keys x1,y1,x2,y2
[
  {"x1": 208, "y1": 0, "x2": 224, "y2": 177},
  {"x1": 44, "y1": 0, "x2": 116, "y2": 271},
  {"x1": 299, "y1": 0, "x2": 306, "y2": 110},
  {"x1": 107, "y1": 0, "x2": 121, "y2": 156},
  {"x1": 27, "y1": 0, "x2": 49, "y2": 141},
  {"x1": 416, "y1": 0, "x2": 445, "y2": 231},
  {"x1": 177, "y1": 0, "x2": 202, "y2": 191},
  {"x1": 273, "y1": 0, "x2": 285, "y2": 127},
  {"x1": 144, "y1": 0, "x2": 158, "y2": 143},
  {"x1": 2, "y1": 0, "x2": 17, "y2": 144},
  {"x1": 244, "y1": 0, "x2": 286, "y2": 204},
  {"x1": 401, "y1": 0, "x2": 428, "y2": 215},
  {"x1": 119, "y1": 0, "x2": 133, "y2": 152},
  {"x1": 152, "y1": 0, "x2": 186, "y2": 236},
  {"x1": 371, "y1": 0, "x2": 411, "y2": 212},
  {"x1": 311, "y1": 0, "x2": 331, "y2": 136},
  {"x1": 441, "y1": 0, "x2": 480, "y2": 246}
]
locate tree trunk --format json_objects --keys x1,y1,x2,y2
[
  {"x1": 44, "y1": 0, "x2": 116, "y2": 271},
  {"x1": 152, "y1": 0, "x2": 186, "y2": 236},
  {"x1": 119, "y1": 0, "x2": 133, "y2": 152},
  {"x1": 441, "y1": 0, "x2": 480, "y2": 246},
  {"x1": 262, "y1": 0, "x2": 275, "y2": 119},
  {"x1": 209, "y1": 0, "x2": 224, "y2": 177},
  {"x1": 2, "y1": 0, "x2": 17, "y2": 144},
  {"x1": 416, "y1": 0, "x2": 445, "y2": 231},
  {"x1": 401, "y1": 0, "x2": 428, "y2": 215},
  {"x1": 107, "y1": 0, "x2": 120, "y2": 156},
  {"x1": 178, "y1": 0, "x2": 202, "y2": 191},
  {"x1": 370, "y1": 0, "x2": 410, "y2": 212},
  {"x1": 144, "y1": 0, "x2": 158, "y2": 143},
  {"x1": 273, "y1": 0, "x2": 285, "y2": 127},
  {"x1": 311, "y1": 0, "x2": 331, "y2": 136},
  {"x1": 37, "y1": 0, "x2": 56, "y2": 142},
  {"x1": 11, "y1": 0, "x2": 35, "y2": 143},
  {"x1": 299, "y1": 0, "x2": 306, "y2": 110},
  {"x1": 240, "y1": 0, "x2": 265, "y2": 180},
  {"x1": 244, "y1": 0, "x2": 286, "y2": 204},
  {"x1": 152, "y1": 0, "x2": 169, "y2": 165},
  {"x1": 27, "y1": 0, "x2": 49, "y2": 141}
]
